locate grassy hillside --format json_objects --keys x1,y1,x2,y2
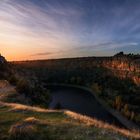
[
  {"x1": 0, "y1": 80, "x2": 140, "y2": 140},
  {"x1": 0, "y1": 104, "x2": 131, "y2": 140}
]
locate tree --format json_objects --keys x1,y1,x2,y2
[
  {"x1": 16, "y1": 79, "x2": 32, "y2": 95},
  {"x1": 55, "y1": 102, "x2": 61, "y2": 109},
  {"x1": 114, "y1": 96, "x2": 122, "y2": 111},
  {"x1": 114, "y1": 51, "x2": 124, "y2": 56},
  {"x1": 70, "y1": 77, "x2": 76, "y2": 84},
  {"x1": 91, "y1": 83, "x2": 102, "y2": 95},
  {"x1": 123, "y1": 104, "x2": 130, "y2": 119},
  {"x1": 130, "y1": 111, "x2": 135, "y2": 121}
]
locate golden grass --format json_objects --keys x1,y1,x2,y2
[
  {"x1": 9, "y1": 122, "x2": 36, "y2": 134},
  {"x1": 24, "y1": 117, "x2": 48, "y2": 126},
  {"x1": 65, "y1": 111, "x2": 140, "y2": 139},
  {"x1": 24, "y1": 117, "x2": 40, "y2": 124},
  {"x1": 9, "y1": 122, "x2": 37, "y2": 139},
  {"x1": 0, "y1": 80, "x2": 9, "y2": 88},
  {"x1": 1, "y1": 101, "x2": 140, "y2": 139},
  {"x1": 0, "y1": 101, "x2": 60, "y2": 113},
  {"x1": 8, "y1": 117, "x2": 49, "y2": 140},
  {"x1": 0, "y1": 80, "x2": 16, "y2": 101}
]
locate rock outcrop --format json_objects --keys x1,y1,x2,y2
[{"x1": 99, "y1": 55, "x2": 140, "y2": 86}]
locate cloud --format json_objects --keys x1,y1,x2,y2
[
  {"x1": 0, "y1": 0, "x2": 84, "y2": 42},
  {"x1": 31, "y1": 52, "x2": 54, "y2": 56},
  {"x1": 70, "y1": 41, "x2": 139, "y2": 52}
]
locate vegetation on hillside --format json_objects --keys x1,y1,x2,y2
[
  {"x1": 8, "y1": 74, "x2": 50, "y2": 107},
  {"x1": 0, "y1": 54, "x2": 50, "y2": 107}
]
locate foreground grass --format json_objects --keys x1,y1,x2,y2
[{"x1": 0, "y1": 104, "x2": 139, "y2": 140}]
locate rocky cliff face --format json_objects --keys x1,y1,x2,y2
[
  {"x1": 99, "y1": 55, "x2": 140, "y2": 86},
  {"x1": 75, "y1": 55, "x2": 140, "y2": 86}
]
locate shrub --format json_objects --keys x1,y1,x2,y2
[
  {"x1": 91, "y1": 83, "x2": 102, "y2": 96},
  {"x1": 130, "y1": 111, "x2": 135, "y2": 121},
  {"x1": 114, "y1": 96, "x2": 122, "y2": 111},
  {"x1": 9, "y1": 122, "x2": 37, "y2": 140},
  {"x1": 135, "y1": 114, "x2": 140, "y2": 123},
  {"x1": 123, "y1": 104, "x2": 131, "y2": 119},
  {"x1": 70, "y1": 77, "x2": 76, "y2": 84},
  {"x1": 55, "y1": 102, "x2": 62, "y2": 109},
  {"x1": 8, "y1": 75, "x2": 19, "y2": 85},
  {"x1": 16, "y1": 79, "x2": 32, "y2": 95}
]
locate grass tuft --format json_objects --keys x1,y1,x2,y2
[{"x1": 9, "y1": 122, "x2": 37, "y2": 140}]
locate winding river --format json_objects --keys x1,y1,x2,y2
[{"x1": 47, "y1": 85, "x2": 124, "y2": 128}]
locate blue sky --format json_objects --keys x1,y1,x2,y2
[{"x1": 0, "y1": 0, "x2": 140, "y2": 60}]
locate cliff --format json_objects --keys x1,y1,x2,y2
[{"x1": 99, "y1": 55, "x2": 140, "y2": 86}]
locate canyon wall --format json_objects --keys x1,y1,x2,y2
[{"x1": 98, "y1": 55, "x2": 140, "y2": 86}]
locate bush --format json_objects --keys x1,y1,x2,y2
[
  {"x1": 135, "y1": 114, "x2": 140, "y2": 123},
  {"x1": 130, "y1": 111, "x2": 135, "y2": 121},
  {"x1": 8, "y1": 75, "x2": 19, "y2": 85},
  {"x1": 9, "y1": 122, "x2": 37, "y2": 140},
  {"x1": 123, "y1": 104, "x2": 131, "y2": 119},
  {"x1": 31, "y1": 85, "x2": 50, "y2": 107},
  {"x1": 55, "y1": 102, "x2": 61, "y2": 109},
  {"x1": 91, "y1": 83, "x2": 102, "y2": 96},
  {"x1": 114, "y1": 96, "x2": 122, "y2": 111},
  {"x1": 16, "y1": 79, "x2": 32, "y2": 95}
]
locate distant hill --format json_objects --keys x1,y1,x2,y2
[{"x1": 14, "y1": 52, "x2": 140, "y2": 86}]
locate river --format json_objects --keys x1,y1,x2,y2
[{"x1": 47, "y1": 85, "x2": 124, "y2": 128}]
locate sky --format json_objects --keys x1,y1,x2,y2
[{"x1": 0, "y1": 0, "x2": 140, "y2": 61}]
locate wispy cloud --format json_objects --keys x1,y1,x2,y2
[
  {"x1": 88, "y1": 42, "x2": 139, "y2": 51},
  {"x1": 31, "y1": 52, "x2": 54, "y2": 56},
  {"x1": 0, "y1": 0, "x2": 140, "y2": 60}
]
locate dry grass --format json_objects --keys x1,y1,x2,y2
[
  {"x1": 24, "y1": 117, "x2": 40, "y2": 124},
  {"x1": 24, "y1": 117, "x2": 48, "y2": 126},
  {"x1": 8, "y1": 117, "x2": 49, "y2": 140},
  {"x1": 0, "y1": 80, "x2": 18, "y2": 103},
  {"x1": 9, "y1": 122, "x2": 37, "y2": 139},
  {"x1": 0, "y1": 101, "x2": 60, "y2": 113},
  {"x1": 9, "y1": 122, "x2": 36, "y2": 134},
  {"x1": 1, "y1": 101, "x2": 140, "y2": 139},
  {"x1": 65, "y1": 111, "x2": 140, "y2": 139},
  {"x1": 0, "y1": 80, "x2": 9, "y2": 88}
]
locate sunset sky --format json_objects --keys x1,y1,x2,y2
[{"x1": 0, "y1": 0, "x2": 140, "y2": 61}]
